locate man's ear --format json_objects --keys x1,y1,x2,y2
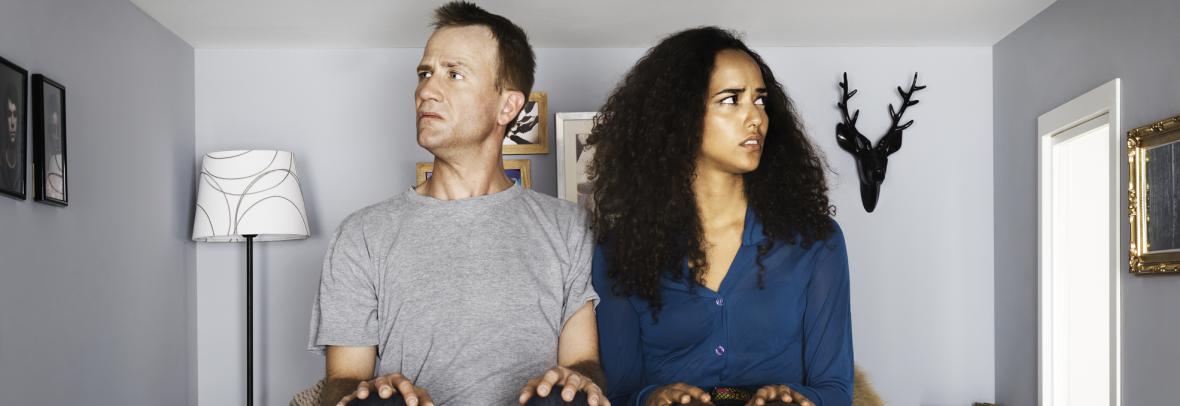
[{"x1": 498, "y1": 90, "x2": 526, "y2": 127}]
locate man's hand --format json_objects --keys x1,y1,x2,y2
[
  {"x1": 745, "y1": 384, "x2": 812, "y2": 406},
  {"x1": 334, "y1": 373, "x2": 434, "y2": 406},
  {"x1": 644, "y1": 383, "x2": 711, "y2": 406},
  {"x1": 518, "y1": 365, "x2": 609, "y2": 406}
]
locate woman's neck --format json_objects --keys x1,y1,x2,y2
[{"x1": 692, "y1": 165, "x2": 747, "y2": 232}]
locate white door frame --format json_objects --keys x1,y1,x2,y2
[{"x1": 1036, "y1": 78, "x2": 1122, "y2": 406}]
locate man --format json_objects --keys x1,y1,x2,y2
[{"x1": 308, "y1": 2, "x2": 606, "y2": 406}]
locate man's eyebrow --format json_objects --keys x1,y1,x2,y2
[{"x1": 417, "y1": 60, "x2": 469, "y2": 72}]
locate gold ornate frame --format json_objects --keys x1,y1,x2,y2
[{"x1": 1128, "y1": 113, "x2": 1180, "y2": 274}]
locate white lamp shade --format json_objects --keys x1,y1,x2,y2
[{"x1": 192, "y1": 150, "x2": 310, "y2": 243}]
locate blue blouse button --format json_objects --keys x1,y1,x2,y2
[
  {"x1": 715, "y1": 297, "x2": 724, "y2": 306},
  {"x1": 714, "y1": 345, "x2": 726, "y2": 356}
]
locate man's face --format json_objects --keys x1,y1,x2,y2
[
  {"x1": 6, "y1": 99, "x2": 16, "y2": 144},
  {"x1": 415, "y1": 25, "x2": 507, "y2": 152}
]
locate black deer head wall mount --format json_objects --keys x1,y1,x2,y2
[{"x1": 835, "y1": 72, "x2": 926, "y2": 213}]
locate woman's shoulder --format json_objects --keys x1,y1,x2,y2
[
  {"x1": 810, "y1": 217, "x2": 847, "y2": 258},
  {"x1": 759, "y1": 217, "x2": 847, "y2": 271},
  {"x1": 766, "y1": 216, "x2": 846, "y2": 253},
  {"x1": 824, "y1": 218, "x2": 846, "y2": 246}
]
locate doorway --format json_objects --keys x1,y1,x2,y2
[{"x1": 1037, "y1": 79, "x2": 1122, "y2": 406}]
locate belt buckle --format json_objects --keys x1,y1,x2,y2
[{"x1": 710, "y1": 386, "x2": 753, "y2": 402}]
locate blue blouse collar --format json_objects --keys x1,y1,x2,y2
[{"x1": 741, "y1": 205, "x2": 768, "y2": 247}]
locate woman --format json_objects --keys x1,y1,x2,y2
[{"x1": 589, "y1": 27, "x2": 853, "y2": 406}]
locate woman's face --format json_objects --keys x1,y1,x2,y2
[{"x1": 697, "y1": 49, "x2": 769, "y2": 176}]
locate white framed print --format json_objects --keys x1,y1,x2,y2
[{"x1": 556, "y1": 112, "x2": 598, "y2": 211}]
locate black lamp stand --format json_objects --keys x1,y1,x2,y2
[{"x1": 245, "y1": 234, "x2": 257, "y2": 406}]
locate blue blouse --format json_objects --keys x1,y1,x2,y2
[{"x1": 592, "y1": 209, "x2": 854, "y2": 406}]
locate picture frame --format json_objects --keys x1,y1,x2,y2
[
  {"x1": 555, "y1": 112, "x2": 599, "y2": 211},
  {"x1": 0, "y1": 55, "x2": 28, "y2": 201},
  {"x1": 33, "y1": 74, "x2": 67, "y2": 206},
  {"x1": 1128, "y1": 112, "x2": 1180, "y2": 274},
  {"x1": 416, "y1": 159, "x2": 532, "y2": 189},
  {"x1": 503, "y1": 92, "x2": 548, "y2": 155}
]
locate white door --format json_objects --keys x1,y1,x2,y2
[{"x1": 1037, "y1": 79, "x2": 1121, "y2": 406}]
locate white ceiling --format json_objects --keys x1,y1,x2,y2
[{"x1": 130, "y1": 0, "x2": 1056, "y2": 48}]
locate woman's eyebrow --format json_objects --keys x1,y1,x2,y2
[{"x1": 713, "y1": 88, "x2": 744, "y2": 97}]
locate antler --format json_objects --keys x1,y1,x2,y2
[
  {"x1": 875, "y1": 73, "x2": 926, "y2": 156},
  {"x1": 887, "y1": 73, "x2": 926, "y2": 132},
  {"x1": 836, "y1": 72, "x2": 871, "y2": 154},
  {"x1": 837, "y1": 72, "x2": 860, "y2": 127}
]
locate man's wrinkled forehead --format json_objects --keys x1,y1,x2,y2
[{"x1": 421, "y1": 25, "x2": 499, "y2": 72}]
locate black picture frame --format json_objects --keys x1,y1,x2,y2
[
  {"x1": 0, "y1": 55, "x2": 28, "y2": 200},
  {"x1": 32, "y1": 74, "x2": 67, "y2": 206}
]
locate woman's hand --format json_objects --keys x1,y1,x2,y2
[
  {"x1": 645, "y1": 383, "x2": 712, "y2": 405},
  {"x1": 745, "y1": 384, "x2": 813, "y2": 406}
]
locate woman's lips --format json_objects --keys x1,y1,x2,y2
[{"x1": 741, "y1": 135, "x2": 763, "y2": 150}]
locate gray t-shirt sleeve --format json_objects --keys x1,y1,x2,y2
[
  {"x1": 561, "y1": 208, "x2": 599, "y2": 327},
  {"x1": 307, "y1": 214, "x2": 380, "y2": 354}
]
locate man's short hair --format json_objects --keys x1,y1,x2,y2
[{"x1": 432, "y1": 1, "x2": 535, "y2": 97}]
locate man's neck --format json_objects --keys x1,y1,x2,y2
[{"x1": 418, "y1": 138, "x2": 515, "y2": 200}]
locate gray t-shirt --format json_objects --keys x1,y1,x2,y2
[{"x1": 308, "y1": 184, "x2": 598, "y2": 406}]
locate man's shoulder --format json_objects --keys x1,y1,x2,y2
[
  {"x1": 517, "y1": 188, "x2": 584, "y2": 222},
  {"x1": 337, "y1": 193, "x2": 412, "y2": 232}
]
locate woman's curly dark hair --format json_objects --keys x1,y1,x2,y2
[{"x1": 588, "y1": 27, "x2": 834, "y2": 314}]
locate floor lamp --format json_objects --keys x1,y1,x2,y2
[{"x1": 192, "y1": 150, "x2": 310, "y2": 406}]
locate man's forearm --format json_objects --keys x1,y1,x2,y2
[
  {"x1": 566, "y1": 360, "x2": 607, "y2": 392},
  {"x1": 321, "y1": 377, "x2": 362, "y2": 406}
]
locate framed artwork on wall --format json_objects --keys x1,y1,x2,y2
[
  {"x1": 416, "y1": 159, "x2": 532, "y2": 189},
  {"x1": 1128, "y1": 112, "x2": 1180, "y2": 274},
  {"x1": 0, "y1": 55, "x2": 28, "y2": 201},
  {"x1": 503, "y1": 92, "x2": 548, "y2": 155},
  {"x1": 33, "y1": 74, "x2": 67, "y2": 206},
  {"x1": 555, "y1": 112, "x2": 598, "y2": 211}
]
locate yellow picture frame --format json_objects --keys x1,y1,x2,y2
[{"x1": 503, "y1": 92, "x2": 548, "y2": 155}]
